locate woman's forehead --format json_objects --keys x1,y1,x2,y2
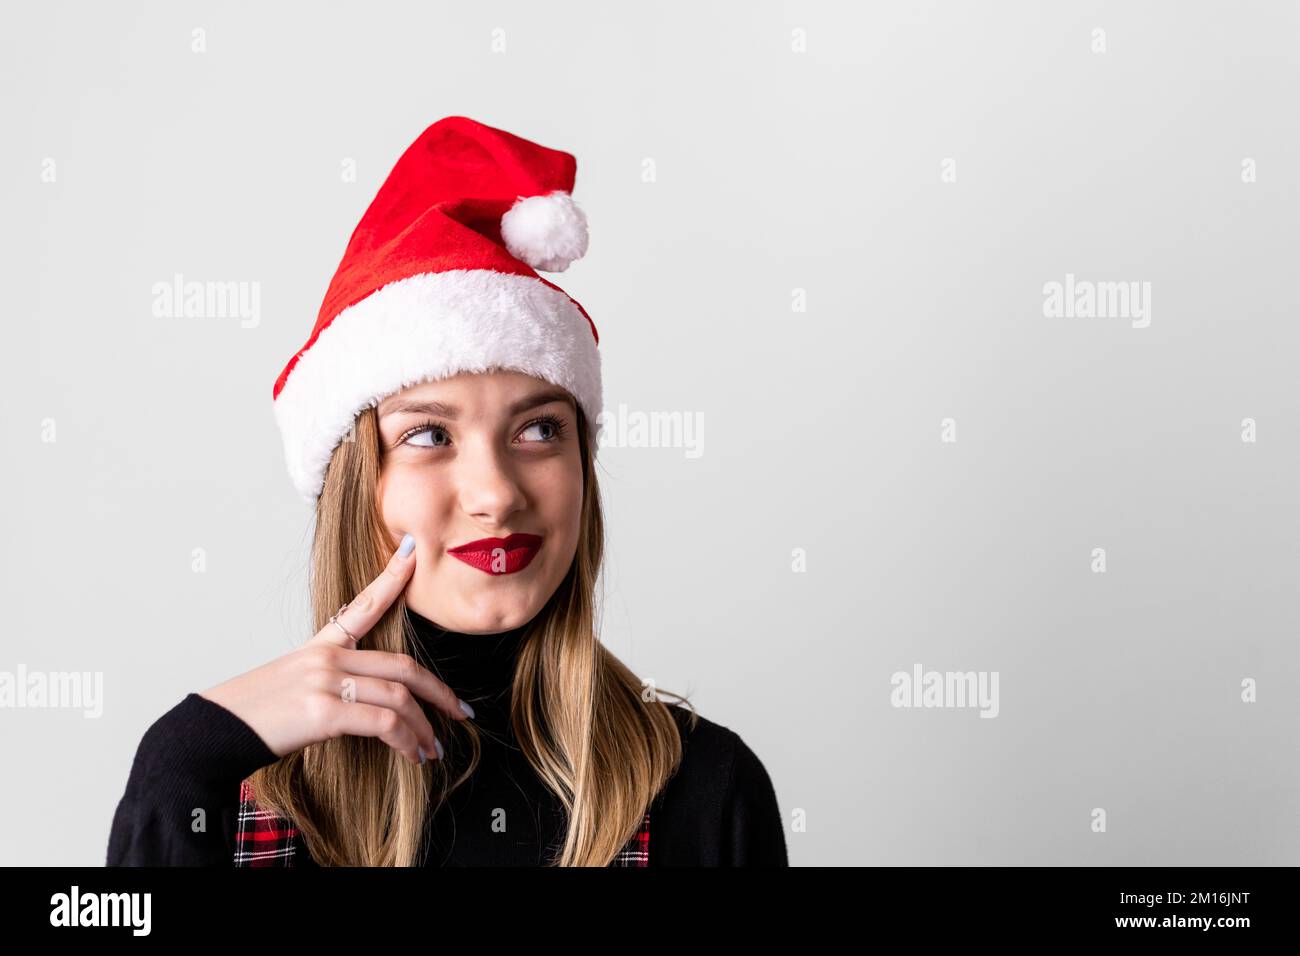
[{"x1": 377, "y1": 370, "x2": 574, "y2": 418}]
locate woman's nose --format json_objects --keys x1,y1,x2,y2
[{"x1": 455, "y1": 441, "x2": 527, "y2": 522}]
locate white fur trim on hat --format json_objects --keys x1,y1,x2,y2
[
  {"x1": 500, "y1": 190, "x2": 589, "y2": 272},
  {"x1": 273, "y1": 269, "x2": 602, "y2": 503}
]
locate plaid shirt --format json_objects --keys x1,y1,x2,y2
[{"x1": 234, "y1": 779, "x2": 650, "y2": 867}]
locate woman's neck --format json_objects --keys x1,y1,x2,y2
[{"x1": 404, "y1": 607, "x2": 532, "y2": 733}]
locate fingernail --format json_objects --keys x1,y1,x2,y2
[
  {"x1": 434, "y1": 738, "x2": 444, "y2": 760},
  {"x1": 458, "y1": 699, "x2": 476, "y2": 719},
  {"x1": 418, "y1": 746, "x2": 427, "y2": 765},
  {"x1": 398, "y1": 533, "x2": 415, "y2": 557}
]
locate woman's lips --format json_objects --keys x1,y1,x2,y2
[{"x1": 446, "y1": 532, "x2": 544, "y2": 575}]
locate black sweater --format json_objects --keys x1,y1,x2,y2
[{"x1": 106, "y1": 609, "x2": 788, "y2": 866}]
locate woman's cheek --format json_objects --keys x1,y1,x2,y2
[{"x1": 379, "y1": 472, "x2": 424, "y2": 539}]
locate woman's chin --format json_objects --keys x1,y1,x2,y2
[
  {"x1": 404, "y1": 552, "x2": 565, "y2": 633},
  {"x1": 413, "y1": 587, "x2": 544, "y2": 634},
  {"x1": 450, "y1": 608, "x2": 537, "y2": 634}
]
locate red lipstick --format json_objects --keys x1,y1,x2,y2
[{"x1": 446, "y1": 532, "x2": 544, "y2": 575}]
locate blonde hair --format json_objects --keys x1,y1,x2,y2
[{"x1": 248, "y1": 401, "x2": 694, "y2": 866}]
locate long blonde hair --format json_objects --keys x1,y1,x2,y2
[{"x1": 248, "y1": 401, "x2": 694, "y2": 866}]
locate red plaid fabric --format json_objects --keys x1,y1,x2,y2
[
  {"x1": 234, "y1": 779, "x2": 650, "y2": 867},
  {"x1": 233, "y1": 779, "x2": 300, "y2": 866},
  {"x1": 610, "y1": 812, "x2": 650, "y2": 866}
]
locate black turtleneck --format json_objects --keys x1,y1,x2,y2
[
  {"x1": 403, "y1": 607, "x2": 567, "y2": 866},
  {"x1": 406, "y1": 607, "x2": 528, "y2": 741},
  {"x1": 107, "y1": 608, "x2": 788, "y2": 866}
]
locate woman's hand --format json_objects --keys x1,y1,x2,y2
[{"x1": 199, "y1": 534, "x2": 468, "y2": 766}]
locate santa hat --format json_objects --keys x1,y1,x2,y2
[{"x1": 272, "y1": 115, "x2": 601, "y2": 503}]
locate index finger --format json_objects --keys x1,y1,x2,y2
[{"x1": 313, "y1": 533, "x2": 417, "y2": 648}]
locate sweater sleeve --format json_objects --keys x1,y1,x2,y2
[
  {"x1": 106, "y1": 692, "x2": 280, "y2": 866},
  {"x1": 722, "y1": 734, "x2": 789, "y2": 866}
]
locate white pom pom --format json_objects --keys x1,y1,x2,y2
[{"x1": 500, "y1": 190, "x2": 589, "y2": 272}]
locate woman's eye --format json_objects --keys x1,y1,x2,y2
[
  {"x1": 397, "y1": 417, "x2": 562, "y2": 448},
  {"x1": 518, "y1": 420, "x2": 558, "y2": 443},
  {"x1": 405, "y1": 425, "x2": 450, "y2": 447}
]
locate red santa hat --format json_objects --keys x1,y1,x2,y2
[{"x1": 272, "y1": 115, "x2": 601, "y2": 503}]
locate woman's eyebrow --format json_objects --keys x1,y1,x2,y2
[{"x1": 379, "y1": 388, "x2": 574, "y2": 420}]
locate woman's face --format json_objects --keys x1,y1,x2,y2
[{"x1": 375, "y1": 369, "x2": 584, "y2": 634}]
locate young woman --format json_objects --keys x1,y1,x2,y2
[{"x1": 106, "y1": 116, "x2": 787, "y2": 867}]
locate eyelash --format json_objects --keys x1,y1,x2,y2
[{"x1": 396, "y1": 414, "x2": 568, "y2": 449}]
